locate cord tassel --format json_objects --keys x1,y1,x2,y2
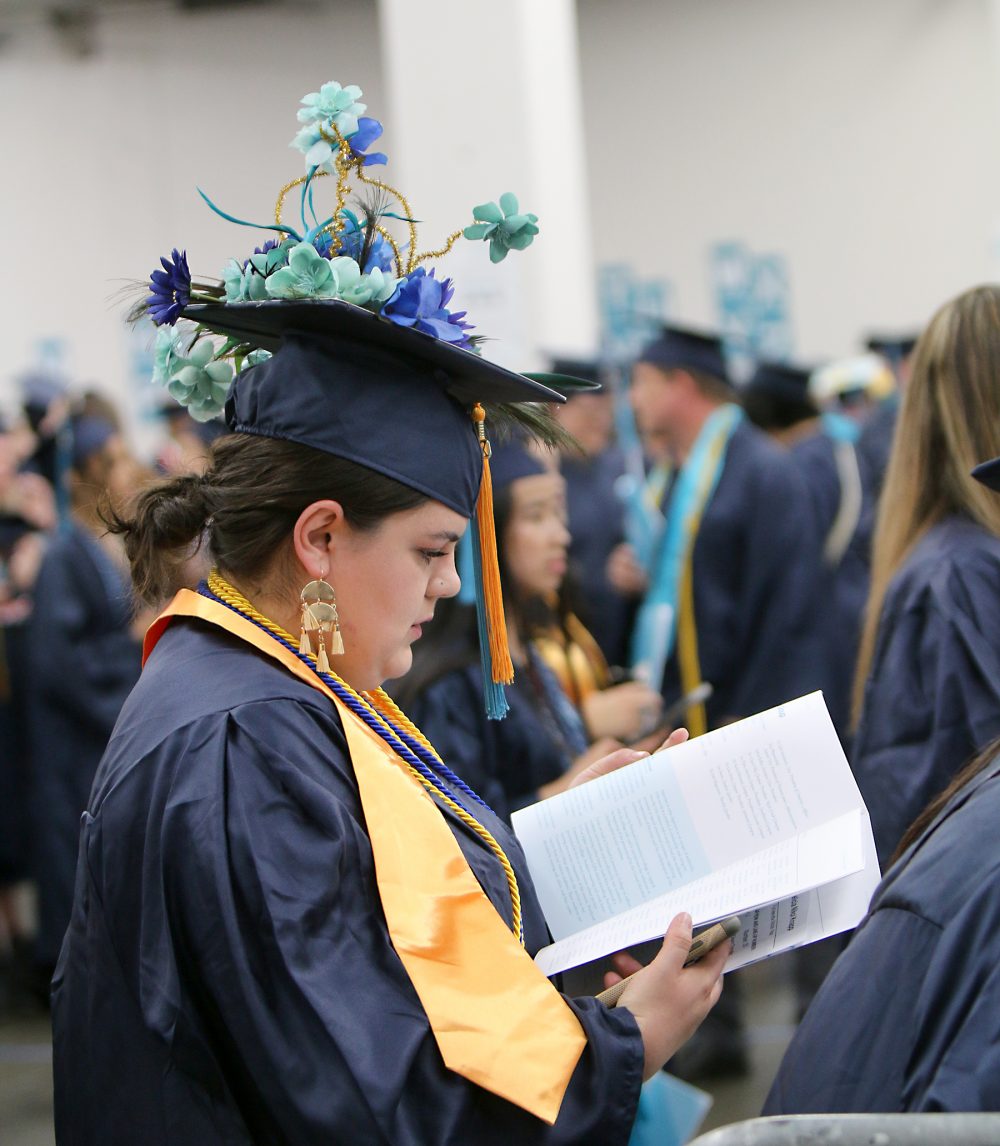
[{"x1": 471, "y1": 403, "x2": 513, "y2": 719}]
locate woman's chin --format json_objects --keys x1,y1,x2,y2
[{"x1": 380, "y1": 648, "x2": 415, "y2": 689}]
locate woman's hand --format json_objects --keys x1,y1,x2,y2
[
  {"x1": 604, "y1": 912, "x2": 727, "y2": 1079},
  {"x1": 565, "y1": 728, "x2": 689, "y2": 791},
  {"x1": 606, "y1": 542, "x2": 649, "y2": 597},
  {"x1": 581, "y1": 681, "x2": 664, "y2": 742}
]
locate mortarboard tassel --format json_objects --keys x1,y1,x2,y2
[{"x1": 471, "y1": 403, "x2": 514, "y2": 719}]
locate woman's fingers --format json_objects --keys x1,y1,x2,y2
[
  {"x1": 658, "y1": 727, "x2": 689, "y2": 752},
  {"x1": 568, "y1": 747, "x2": 649, "y2": 788},
  {"x1": 614, "y1": 912, "x2": 730, "y2": 1080}
]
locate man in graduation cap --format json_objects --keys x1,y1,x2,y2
[
  {"x1": 52, "y1": 80, "x2": 728, "y2": 1145},
  {"x1": 615, "y1": 326, "x2": 822, "y2": 737},
  {"x1": 609, "y1": 328, "x2": 821, "y2": 1079}
]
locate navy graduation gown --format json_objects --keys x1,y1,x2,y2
[
  {"x1": 765, "y1": 757, "x2": 1000, "y2": 1113},
  {"x1": 659, "y1": 420, "x2": 823, "y2": 726},
  {"x1": 561, "y1": 446, "x2": 632, "y2": 666},
  {"x1": 52, "y1": 619, "x2": 642, "y2": 1145},
  {"x1": 26, "y1": 522, "x2": 141, "y2": 966},
  {"x1": 788, "y1": 431, "x2": 867, "y2": 740},
  {"x1": 409, "y1": 663, "x2": 575, "y2": 820},
  {"x1": 851, "y1": 516, "x2": 1000, "y2": 869}
]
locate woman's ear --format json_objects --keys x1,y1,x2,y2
[{"x1": 292, "y1": 499, "x2": 347, "y2": 578}]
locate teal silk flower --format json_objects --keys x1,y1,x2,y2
[
  {"x1": 297, "y1": 81, "x2": 366, "y2": 132},
  {"x1": 293, "y1": 82, "x2": 367, "y2": 169},
  {"x1": 151, "y1": 325, "x2": 187, "y2": 386},
  {"x1": 463, "y1": 193, "x2": 539, "y2": 263},
  {"x1": 223, "y1": 240, "x2": 293, "y2": 302},
  {"x1": 326, "y1": 257, "x2": 398, "y2": 306},
  {"x1": 265, "y1": 242, "x2": 339, "y2": 300},
  {"x1": 223, "y1": 259, "x2": 269, "y2": 302},
  {"x1": 164, "y1": 338, "x2": 234, "y2": 423}
]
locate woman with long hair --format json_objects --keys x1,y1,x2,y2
[
  {"x1": 849, "y1": 284, "x2": 1000, "y2": 869},
  {"x1": 764, "y1": 446, "x2": 1000, "y2": 1114}
]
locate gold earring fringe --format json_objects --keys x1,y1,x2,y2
[{"x1": 299, "y1": 577, "x2": 346, "y2": 667}]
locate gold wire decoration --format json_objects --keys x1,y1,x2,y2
[
  {"x1": 282, "y1": 120, "x2": 470, "y2": 280},
  {"x1": 274, "y1": 172, "x2": 329, "y2": 234},
  {"x1": 413, "y1": 231, "x2": 465, "y2": 268}
]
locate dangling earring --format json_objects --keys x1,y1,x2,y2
[{"x1": 300, "y1": 577, "x2": 345, "y2": 671}]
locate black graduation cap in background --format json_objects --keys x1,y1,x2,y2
[
  {"x1": 636, "y1": 324, "x2": 731, "y2": 386},
  {"x1": 865, "y1": 333, "x2": 919, "y2": 361},
  {"x1": 972, "y1": 456, "x2": 1000, "y2": 492},
  {"x1": 744, "y1": 360, "x2": 815, "y2": 404}
]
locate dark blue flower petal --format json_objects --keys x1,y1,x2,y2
[{"x1": 147, "y1": 248, "x2": 191, "y2": 326}]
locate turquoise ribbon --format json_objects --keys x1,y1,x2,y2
[
  {"x1": 821, "y1": 410, "x2": 860, "y2": 445},
  {"x1": 629, "y1": 404, "x2": 743, "y2": 685}
]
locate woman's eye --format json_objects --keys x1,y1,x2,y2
[{"x1": 420, "y1": 549, "x2": 447, "y2": 562}]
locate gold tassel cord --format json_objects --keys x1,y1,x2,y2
[
  {"x1": 206, "y1": 570, "x2": 523, "y2": 944},
  {"x1": 471, "y1": 404, "x2": 515, "y2": 685}
]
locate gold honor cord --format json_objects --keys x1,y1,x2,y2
[
  {"x1": 143, "y1": 586, "x2": 586, "y2": 1122},
  {"x1": 206, "y1": 571, "x2": 523, "y2": 944},
  {"x1": 675, "y1": 428, "x2": 732, "y2": 739}
]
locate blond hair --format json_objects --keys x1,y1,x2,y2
[{"x1": 853, "y1": 284, "x2": 1000, "y2": 722}]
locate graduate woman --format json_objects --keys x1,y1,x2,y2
[
  {"x1": 52, "y1": 82, "x2": 726, "y2": 1145},
  {"x1": 849, "y1": 284, "x2": 1000, "y2": 869},
  {"x1": 764, "y1": 446, "x2": 1000, "y2": 1115}
]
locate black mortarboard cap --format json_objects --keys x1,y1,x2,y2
[
  {"x1": 745, "y1": 360, "x2": 814, "y2": 403},
  {"x1": 972, "y1": 456, "x2": 1000, "y2": 492},
  {"x1": 187, "y1": 300, "x2": 562, "y2": 519},
  {"x1": 20, "y1": 371, "x2": 66, "y2": 419},
  {"x1": 636, "y1": 324, "x2": 730, "y2": 386},
  {"x1": 864, "y1": 333, "x2": 919, "y2": 360},
  {"x1": 71, "y1": 416, "x2": 116, "y2": 470},
  {"x1": 488, "y1": 435, "x2": 548, "y2": 492}
]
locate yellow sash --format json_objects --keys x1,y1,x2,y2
[{"x1": 144, "y1": 590, "x2": 586, "y2": 1124}]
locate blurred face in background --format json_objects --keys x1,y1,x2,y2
[
  {"x1": 555, "y1": 391, "x2": 616, "y2": 457},
  {"x1": 630, "y1": 361, "x2": 683, "y2": 456},
  {"x1": 75, "y1": 434, "x2": 142, "y2": 515},
  {"x1": 503, "y1": 471, "x2": 571, "y2": 600}
]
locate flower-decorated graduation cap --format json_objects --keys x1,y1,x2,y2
[
  {"x1": 136, "y1": 79, "x2": 566, "y2": 718},
  {"x1": 636, "y1": 324, "x2": 732, "y2": 387}
]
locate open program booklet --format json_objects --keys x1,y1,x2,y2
[{"x1": 512, "y1": 692, "x2": 880, "y2": 978}]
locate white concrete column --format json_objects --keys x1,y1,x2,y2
[{"x1": 376, "y1": 0, "x2": 598, "y2": 370}]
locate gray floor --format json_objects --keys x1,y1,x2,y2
[{"x1": 0, "y1": 957, "x2": 796, "y2": 1144}]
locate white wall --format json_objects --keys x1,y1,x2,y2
[
  {"x1": 0, "y1": 0, "x2": 383, "y2": 440},
  {"x1": 577, "y1": 0, "x2": 1000, "y2": 359},
  {"x1": 5, "y1": 0, "x2": 1000, "y2": 437}
]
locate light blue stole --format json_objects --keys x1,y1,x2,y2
[
  {"x1": 821, "y1": 410, "x2": 860, "y2": 445},
  {"x1": 629, "y1": 404, "x2": 743, "y2": 686}
]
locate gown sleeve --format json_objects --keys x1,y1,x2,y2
[
  {"x1": 151, "y1": 698, "x2": 642, "y2": 1145},
  {"x1": 720, "y1": 450, "x2": 824, "y2": 720},
  {"x1": 852, "y1": 557, "x2": 1000, "y2": 867},
  {"x1": 28, "y1": 532, "x2": 141, "y2": 735},
  {"x1": 906, "y1": 873, "x2": 1000, "y2": 1111}
]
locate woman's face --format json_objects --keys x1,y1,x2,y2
[
  {"x1": 330, "y1": 500, "x2": 466, "y2": 692},
  {"x1": 503, "y1": 471, "x2": 571, "y2": 600}
]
